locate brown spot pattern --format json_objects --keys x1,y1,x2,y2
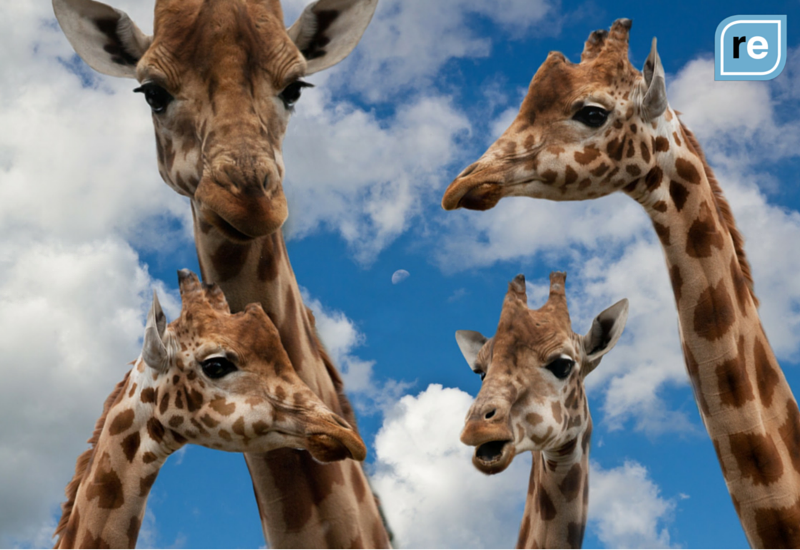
[
  {"x1": 684, "y1": 344, "x2": 710, "y2": 416},
  {"x1": 686, "y1": 202, "x2": 725, "y2": 258},
  {"x1": 654, "y1": 136, "x2": 669, "y2": 152},
  {"x1": 778, "y1": 399, "x2": 800, "y2": 475},
  {"x1": 729, "y1": 430, "x2": 784, "y2": 487},
  {"x1": 538, "y1": 487, "x2": 557, "y2": 521},
  {"x1": 716, "y1": 336, "x2": 754, "y2": 408},
  {"x1": 669, "y1": 265, "x2": 683, "y2": 304},
  {"x1": 564, "y1": 165, "x2": 578, "y2": 185},
  {"x1": 140, "y1": 387, "x2": 155, "y2": 403},
  {"x1": 753, "y1": 337, "x2": 780, "y2": 408},
  {"x1": 567, "y1": 521, "x2": 585, "y2": 548},
  {"x1": 574, "y1": 147, "x2": 601, "y2": 165},
  {"x1": 142, "y1": 452, "x2": 157, "y2": 464},
  {"x1": 147, "y1": 418, "x2": 165, "y2": 443},
  {"x1": 693, "y1": 282, "x2": 735, "y2": 342},
  {"x1": 140, "y1": 471, "x2": 158, "y2": 497},
  {"x1": 108, "y1": 409, "x2": 135, "y2": 435},
  {"x1": 86, "y1": 463, "x2": 124, "y2": 509},
  {"x1": 668, "y1": 180, "x2": 689, "y2": 211},
  {"x1": 209, "y1": 399, "x2": 236, "y2": 416},
  {"x1": 753, "y1": 497, "x2": 800, "y2": 548},
  {"x1": 652, "y1": 221, "x2": 670, "y2": 247},
  {"x1": 159, "y1": 392, "x2": 169, "y2": 415},
  {"x1": 121, "y1": 432, "x2": 141, "y2": 462},
  {"x1": 559, "y1": 463, "x2": 583, "y2": 502},
  {"x1": 186, "y1": 389, "x2": 204, "y2": 412},
  {"x1": 675, "y1": 158, "x2": 701, "y2": 184},
  {"x1": 127, "y1": 516, "x2": 141, "y2": 548}
]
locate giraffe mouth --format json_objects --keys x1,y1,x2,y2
[
  {"x1": 473, "y1": 439, "x2": 515, "y2": 474},
  {"x1": 200, "y1": 207, "x2": 256, "y2": 243},
  {"x1": 442, "y1": 172, "x2": 505, "y2": 211}
]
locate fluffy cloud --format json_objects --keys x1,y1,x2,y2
[
  {"x1": 371, "y1": 385, "x2": 531, "y2": 548},
  {"x1": 0, "y1": 238, "x2": 174, "y2": 547},
  {"x1": 371, "y1": 385, "x2": 678, "y2": 548},
  {"x1": 324, "y1": 0, "x2": 556, "y2": 102},
  {"x1": 589, "y1": 461, "x2": 677, "y2": 548},
  {"x1": 0, "y1": 3, "x2": 183, "y2": 544},
  {"x1": 283, "y1": 91, "x2": 470, "y2": 264}
]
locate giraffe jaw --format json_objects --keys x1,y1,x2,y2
[{"x1": 472, "y1": 439, "x2": 516, "y2": 475}]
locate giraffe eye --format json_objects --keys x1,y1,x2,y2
[
  {"x1": 479, "y1": 371, "x2": 487, "y2": 382},
  {"x1": 545, "y1": 357, "x2": 574, "y2": 379},
  {"x1": 278, "y1": 80, "x2": 313, "y2": 109},
  {"x1": 201, "y1": 357, "x2": 238, "y2": 379},
  {"x1": 133, "y1": 83, "x2": 173, "y2": 114},
  {"x1": 573, "y1": 106, "x2": 609, "y2": 128}
]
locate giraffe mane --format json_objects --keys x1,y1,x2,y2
[
  {"x1": 306, "y1": 306, "x2": 394, "y2": 543},
  {"x1": 53, "y1": 371, "x2": 131, "y2": 546},
  {"x1": 679, "y1": 119, "x2": 759, "y2": 307}
]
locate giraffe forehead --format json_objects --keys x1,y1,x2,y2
[
  {"x1": 147, "y1": 0, "x2": 303, "y2": 89},
  {"x1": 522, "y1": 55, "x2": 639, "y2": 119}
]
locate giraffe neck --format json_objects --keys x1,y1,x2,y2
[
  {"x1": 55, "y1": 365, "x2": 178, "y2": 549},
  {"x1": 192, "y1": 205, "x2": 391, "y2": 548},
  {"x1": 629, "y1": 119, "x2": 800, "y2": 548},
  {"x1": 517, "y1": 422, "x2": 590, "y2": 549}
]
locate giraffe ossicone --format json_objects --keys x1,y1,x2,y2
[
  {"x1": 443, "y1": 18, "x2": 800, "y2": 548},
  {"x1": 54, "y1": 269, "x2": 366, "y2": 549},
  {"x1": 456, "y1": 272, "x2": 628, "y2": 548}
]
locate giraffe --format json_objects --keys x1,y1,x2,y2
[
  {"x1": 52, "y1": 0, "x2": 392, "y2": 546},
  {"x1": 53, "y1": 269, "x2": 366, "y2": 549},
  {"x1": 442, "y1": 19, "x2": 800, "y2": 548},
  {"x1": 455, "y1": 272, "x2": 628, "y2": 549}
]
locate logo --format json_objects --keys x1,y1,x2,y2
[{"x1": 715, "y1": 15, "x2": 787, "y2": 80}]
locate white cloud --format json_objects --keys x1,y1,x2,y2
[
  {"x1": 0, "y1": 4, "x2": 184, "y2": 544},
  {"x1": 0, "y1": 238, "x2": 173, "y2": 547},
  {"x1": 324, "y1": 0, "x2": 555, "y2": 102},
  {"x1": 589, "y1": 460, "x2": 677, "y2": 548},
  {"x1": 284, "y1": 91, "x2": 470, "y2": 264},
  {"x1": 371, "y1": 384, "x2": 530, "y2": 548}
]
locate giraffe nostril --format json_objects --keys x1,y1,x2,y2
[
  {"x1": 262, "y1": 173, "x2": 270, "y2": 191},
  {"x1": 485, "y1": 409, "x2": 496, "y2": 420},
  {"x1": 458, "y1": 162, "x2": 479, "y2": 179}
]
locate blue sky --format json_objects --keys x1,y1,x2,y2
[{"x1": 2, "y1": 0, "x2": 800, "y2": 548}]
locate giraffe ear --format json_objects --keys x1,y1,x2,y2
[
  {"x1": 287, "y1": 0, "x2": 378, "y2": 75},
  {"x1": 582, "y1": 298, "x2": 629, "y2": 376},
  {"x1": 641, "y1": 37, "x2": 668, "y2": 122},
  {"x1": 53, "y1": 0, "x2": 151, "y2": 78},
  {"x1": 455, "y1": 330, "x2": 489, "y2": 372},
  {"x1": 142, "y1": 290, "x2": 169, "y2": 372}
]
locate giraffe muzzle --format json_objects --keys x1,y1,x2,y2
[
  {"x1": 195, "y1": 169, "x2": 288, "y2": 240},
  {"x1": 303, "y1": 413, "x2": 367, "y2": 463},
  {"x1": 442, "y1": 165, "x2": 505, "y2": 211}
]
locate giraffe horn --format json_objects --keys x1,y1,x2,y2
[
  {"x1": 142, "y1": 290, "x2": 169, "y2": 372},
  {"x1": 641, "y1": 37, "x2": 668, "y2": 121}
]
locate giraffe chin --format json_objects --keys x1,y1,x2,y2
[{"x1": 472, "y1": 440, "x2": 515, "y2": 475}]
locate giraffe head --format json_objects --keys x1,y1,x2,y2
[
  {"x1": 141, "y1": 269, "x2": 366, "y2": 462},
  {"x1": 442, "y1": 19, "x2": 669, "y2": 211},
  {"x1": 456, "y1": 273, "x2": 627, "y2": 474},
  {"x1": 54, "y1": 0, "x2": 377, "y2": 240}
]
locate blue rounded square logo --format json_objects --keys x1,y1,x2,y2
[{"x1": 715, "y1": 15, "x2": 787, "y2": 80}]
